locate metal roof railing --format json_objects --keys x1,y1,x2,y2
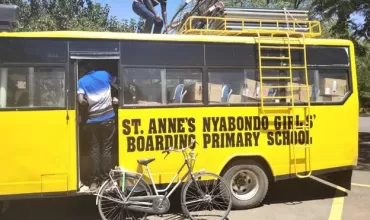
[{"x1": 177, "y1": 7, "x2": 321, "y2": 38}]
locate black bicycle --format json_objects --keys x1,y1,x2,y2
[
  {"x1": 166, "y1": 0, "x2": 225, "y2": 34},
  {"x1": 95, "y1": 138, "x2": 232, "y2": 220}
]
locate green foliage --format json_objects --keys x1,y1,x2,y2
[
  {"x1": 310, "y1": 0, "x2": 369, "y2": 41},
  {"x1": 0, "y1": 0, "x2": 141, "y2": 32},
  {"x1": 222, "y1": 0, "x2": 311, "y2": 9}
]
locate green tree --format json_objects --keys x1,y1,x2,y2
[
  {"x1": 0, "y1": 0, "x2": 141, "y2": 32},
  {"x1": 223, "y1": 0, "x2": 311, "y2": 9},
  {"x1": 310, "y1": 0, "x2": 369, "y2": 41}
]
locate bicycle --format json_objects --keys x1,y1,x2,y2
[
  {"x1": 95, "y1": 138, "x2": 232, "y2": 220},
  {"x1": 166, "y1": 0, "x2": 225, "y2": 34}
]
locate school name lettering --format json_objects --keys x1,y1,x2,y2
[{"x1": 122, "y1": 115, "x2": 317, "y2": 152}]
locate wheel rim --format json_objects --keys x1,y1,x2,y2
[{"x1": 230, "y1": 170, "x2": 259, "y2": 200}]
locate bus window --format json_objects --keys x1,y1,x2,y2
[
  {"x1": 281, "y1": 70, "x2": 314, "y2": 104},
  {"x1": 0, "y1": 67, "x2": 65, "y2": 108},
  {"x1": 122, "y1": 68, "x2": 163, "y2": 106},
  {"x1": 276, "y1": 69, "x2": 350, "y2": 104},
  {"x1": 311, "y1": 69, "x2": 350, "y2": 103},
  {"x1": 208, "y1": 69, "x2": 261, "y2": 104},
  {"x1": 166, "y1": 69, "x2": 202, "y2": 104},
  {"x1": 208, "y1": 69, "x2": 244, "y2": 104}
]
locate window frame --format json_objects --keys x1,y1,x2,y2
[
  {"x1": 0, "y1": 63, "x2": 68, "y2": 111},
  {"x1": 119, "y1": 65, "x2": 206, "y2": 108},
  {"x1": 118, "y1": 41, "x2": 354, "y2": 108},
  {"x1": 306, "y1": 67, "x2": 353, "y2": 106}
]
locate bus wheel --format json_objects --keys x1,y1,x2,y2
[{"x1": 223, "y1": 163, "x2": 269, "y2": 210}]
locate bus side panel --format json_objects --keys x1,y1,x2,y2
[
  {"x1": 118, "y1": 103, "x2": 358, "y2": 183},
  {"x1": 118, "y1": 108, "x2": 208, "y2": 184},
  {"x1": 0, "y1": 111, "x2": 74, "y2": 196}
]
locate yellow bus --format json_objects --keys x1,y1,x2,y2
[{"x1": 0, "y1": 6, "x2": 358, "y2": 212}]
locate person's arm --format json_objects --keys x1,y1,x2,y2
[
  {"x1": 77, "y1": 81, "x2": 88, "y2": 105},
  {"x1": 161, "y1": 1, "x2": 168, "y2": 32},
  {"x1": 106, "y1": 71, "x2": 118, "y2": 90},
  {"x1": 105, "y1": 71, "x2": 119, "y2": 105}
]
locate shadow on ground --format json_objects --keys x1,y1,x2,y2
[
  {"x1": 357, "y1": 132, "x2": 370, "y2": 171},
  {"x1": 1, "y1": 177, "x2": 343, "y2": 220}
]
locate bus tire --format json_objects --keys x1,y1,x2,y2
[{"x1": 223, "y1": 163, "x2": 269, "y2": 210}]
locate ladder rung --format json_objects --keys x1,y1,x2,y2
[
  {"x1": 263, "y1": 85, "x2": 291, "y2": 89},
  {"x1": 261, "y1": 76, "x2": 291, "y2": 80},
  {"x1": 260, "y1": 66, "x2": 306, "y2": 69},
  {"x1": 294, "y1": 145, "x2": 311, "y2": 149},
  {"x1": 259, "y1": 113, "x2": 292, "y2": 116},
  {"x1": 261, "y1": 96, "x2": 292, "y2": 99},
  {"x1": 259, "y1": 46, "x2": 305, "y2": 50},
  {"x1": 263, "y1": 85, "x2": 310, "y2": 89},
  {"x1": 260, "y1": 56, "x2": 290, "y2": 60},
  {"x1": 295, "y1": 126, "x2": 310, "y2": 129},
  {"x1": 283, "y1": 105, "x2": 312, "y2": 108}
]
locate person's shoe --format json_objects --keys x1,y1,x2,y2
[{"x1": 90, "y1": 182, "x2": 98, "y2": 191}]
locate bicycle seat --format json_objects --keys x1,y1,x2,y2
[{"x1": 137, "y1": 158, "x2": 155, "y2": 166}]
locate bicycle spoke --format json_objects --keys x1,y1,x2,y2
[
  {"x1": 182, "y1": 172, "x2": 232, "y2": 220},
  {"x1": 98, "y1": 175, "x2": 151, "y2": 220}
]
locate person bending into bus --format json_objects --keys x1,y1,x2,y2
[
  {"x1": 77, "y1": 61, "x2": 116, "y2": 191},
  {"x1": 132, "y1": 0, "x2": 168, "y2": 34}
]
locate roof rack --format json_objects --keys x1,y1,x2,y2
[
  {"x1": 0, "y1": 4, "x2": 19, "y2": 32},
  {"x1": 179, "y1": 7, "x2": 321, "y2": 38}
]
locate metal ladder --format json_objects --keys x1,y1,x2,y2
[{"x1": 257, "y1": 31, "x2": 312, "y2": 178}]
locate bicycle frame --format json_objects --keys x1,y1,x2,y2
[
  {"x1": 95, "y1": 139, "x2": 207, "y2": 210},
  {"x1": 124, "y1": 149, "x2": 202, "y2": 206}
]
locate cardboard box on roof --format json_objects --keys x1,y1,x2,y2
[{"x1": 319, "y1": 78, "x2": 347, "y2": 96}]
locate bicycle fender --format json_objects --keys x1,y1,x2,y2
[{"x1": 193, "y1": 169, "x2": 207, "y2": 176}]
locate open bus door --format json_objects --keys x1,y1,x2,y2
[{"x1": 70, "y1": 57, "x2": 120, "y2": 192}]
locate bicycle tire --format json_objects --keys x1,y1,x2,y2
[
  {"x1": 97, "y1": 174, "x2": 153, "y2": 220},
  {"x1": 197, "y1": 0, "x2": 220, "y2": 16},
  {"x1": 181, "y1": 172, "x2": 232, "y2": 220},
  {"x1": 168, "y1": 0, "x2": 205, "y2": 33}
]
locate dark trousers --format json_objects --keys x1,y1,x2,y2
[
  {"x1": 86, "y1": 118, "x2": 116, "y2": 184},
  {"x1": 132, "y1": 1, "x2": 163, "y2": 34}
]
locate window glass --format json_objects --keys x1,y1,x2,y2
[
  {"x1": 208, "y1": 69, "x2": 250, "y2": 104},
  {"x1": 253, "y1": 69, "x2": 292, "y2": 104},
  {"x1": 166, "y1": 69, "x2": 202, "y2": 104},
  {"x1": 310, "y1": 69, "x2": 349, "y2": 103},
  {"x1": 122, "y1": 68, "x2": 203, "y2": 106},
  {"x1": 0, "y1": 67, "x2": 65, "y2": 108},
  {"x1": 122, "y1": 68, "x2": 163, "y2": 105},
  {"x1": 254, "y1": 69, "x2": 349, "y2": 104}
]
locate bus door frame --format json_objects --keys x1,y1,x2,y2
[{"x1": 70, "y1": 55, "x2": 120, "y2": 191}]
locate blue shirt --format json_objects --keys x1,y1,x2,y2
[{"x1": 77, "y1": 70, "x2": 116, "y2": 123}]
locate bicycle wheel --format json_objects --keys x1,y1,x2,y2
[
  {"x1": 181, "y1": 172, "x2": 232, "y2": 220},
  {"x1": 167, "y1": 0, "x2": 202, "y2": 33},
  {"x1": 97, "y1": 173, "x2": 153, "y2": 220}
]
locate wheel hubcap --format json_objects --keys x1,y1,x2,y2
[{"x1": 230, "y1": 170, "x2": 259, "y2": 200}]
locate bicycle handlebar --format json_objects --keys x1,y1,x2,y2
[{"x1": 161, "y1": 138, "x2": 197, "y2": 155}]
